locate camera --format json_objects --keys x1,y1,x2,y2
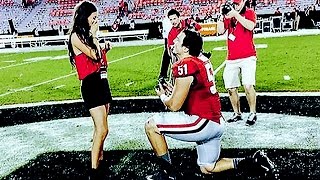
[
  {"x1": 202, "y1": 51, "x2": 212, "y2": 59},
  {"x1": 221, "y1": 2, "x2": 234, "y2": 15},
  {"x1": 184, "y1": 19, "x2": 197, "y2": 31}
]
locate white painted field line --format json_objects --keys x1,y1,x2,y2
[
  {"x1": 0, "y1": 46, "x2": 162, "y2": 97},
  {"x1": 0, "y1": 61, "x2": 40, "y2": 70},
  {"x1": 53, "y1": 85, "x2": 65, "y2": 89},
  {"x1": 0, "y1": 74, "x2": 76, "y2": 97},
  {"x1": 0, "y1": 46, "x2": 161, "y2": 70},
  {"x1": 2, "y1": 60, "x2": 16, "y2": 63},
  {"x1": 214, "y1": 61, "x2": 226, "y2": 75},
  {"x1": 0, "y1": 53, "x2": 18, "y2": 58},
  {"x1": 109, "y1": 46, "x2": 162, "y2": 64},
  {"x1": 0, "y1": 56, "x2": 69, "y2": 70}
]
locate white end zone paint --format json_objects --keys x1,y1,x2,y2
[{"x1": 0, "y1": 111, "x2": 320, "y2": 177}]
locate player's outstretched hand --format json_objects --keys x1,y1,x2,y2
[
  {"x1": 163, "y1": 82, "x2": 173, "y2": 95},
  {"x1": 155, "y1": 82, "x2": 166, "y2": 97}
]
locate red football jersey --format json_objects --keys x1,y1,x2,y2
[
  {"x1": 224, "y1": 8, "x2": 257, "y2": 60},
  {"x1": 172, "y1": 56, "x2": 221, "y2": 123}
]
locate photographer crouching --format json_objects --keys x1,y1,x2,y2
[{"x1": 217, "y1": 0, "x2": 259, "y2": 126}]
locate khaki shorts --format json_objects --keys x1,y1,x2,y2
[{"x1": 223, "y1": 56, "x2": 257, "y2": 89}]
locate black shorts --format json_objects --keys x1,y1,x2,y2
[{"x1": 81, "y1": 72, "x2": 112, "y2": 110}]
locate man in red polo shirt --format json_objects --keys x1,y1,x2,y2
[
  {"x1": 161, "y1": 9, "x2": 211, "y2": 83},
  {"x1": 167, "y1": 9, "x2": 202, "y2": 54},
  {"x1": 217, "y1": 0, "x2": 258, "y2": 126},
  {"x1": 157, "y1": 9, "x2": 202, "y2": 83}
]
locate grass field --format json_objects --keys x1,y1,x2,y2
[{"x1": 0, "y1": 35, "x2": 319, "y2": 105}]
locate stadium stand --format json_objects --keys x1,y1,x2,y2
[
  {"x1": 0, "y1": 0, "x2": 319, "y2": 34},
  {"x1": 0, "y1": 29, "x2": 149, "y2": 48}
]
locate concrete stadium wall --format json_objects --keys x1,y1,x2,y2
[{"x1": 0, "y1": 94, "x2": 319, "y2": 127}]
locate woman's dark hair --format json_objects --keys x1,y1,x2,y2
[
  {"x1": 167, "y1": 9, "x2": 180, "y2": 18},
  {"x1": 182, "y1": 30, "x2": 203, "y2": 57},
  {"x1": 68, "y1": 1, "x2": 98, "y2": 67}
]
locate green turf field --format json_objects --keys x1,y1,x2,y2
[{"x1": 0, "y1": 35, "x2": 319, "y2": 105}]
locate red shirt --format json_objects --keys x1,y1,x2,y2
[
  {"x1": 167, "y1": 19, "x2": 202, "y2": 48},
  {"x1": 224, "y1": 9, "x2": 256, "y2": 60},
  {"x1": 119, "y1": 0, "x2": 124, "y2": 8},
  {"x1": 74, "y1": 49, "x2": 108, "y2": 80},
  {"x1": 172, "y1": 56, "x2": 221, "y2": 123}
]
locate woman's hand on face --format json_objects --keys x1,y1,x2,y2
[{"x1": 90, "y1": 20, "x2": 99, "y2": 37}]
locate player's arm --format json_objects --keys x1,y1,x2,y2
[
  {"x1": 71, "y1": 33, "x2": 99, "y2": 61},
  {"x1": 165, "y1": 76, "x2": 193, "y2": 111},
  {"x1": 156, "y1": 60, "x2": 197, "y2": 111},
  {"x1": 156, "y1": 76, "x2": 193, "y2": 111}
]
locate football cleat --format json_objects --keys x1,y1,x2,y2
[
  {"x1": 246, "y1": 113, "x2": 257, "y2": 126},
  {"x1": 252, "y1": 150, "x2": 275, "y2": 176},
  {"x1": 146, "y1": 170, "x2": 176, "y2": 180},
  {"x1": 89, "y1": 168, "x2": 101, "y2": 180},
  {"x1": 227, "y1": 113, "x2": 242, "y2": 123}
]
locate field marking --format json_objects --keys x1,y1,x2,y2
[
  {"x1": 0, "y1": 61, "x2": 40, "y2": 70},
  {"x1": 213, "y1": 44, "x2": 268, "y2": 51},
  {"x1": 1, "y1": 112, "x2": 320, "y2": 178},
  {"x1": 2, "y1": 60, "x2": 16, "y2": 63},
  {"x1": 53, "y1": 85, "x2": 65, "y2": 89},
  {"x1": 0, "y1": 58, "x2": 57, "y2": 70},
  {"x1": 0, "y1": 46, "x2": 162, "y2": 97},
  {"x1": 0, "y1": 55, "x2": 69, "y2": 70},
  {"x1": 0, "y1": 53, "x2": 18, "y2": 58},
  {"x1": 51, "y1": 55, "x2": 68, "y2": 60},
  {"x1": 214, "y1": 61, "x2": 226, "y2": 75},
  {"x1": 212, "y1": 44, "x2": 267, "y2": 75},
  {"x1": 0, "y1": 74, "x2": 75, "y2": 97},
  {"x1": 108, "y1": 46, "x2": 162, "y2": 64},
  {"x1": 0, "y1": 46, "x2": 160, "y2": 70},
  {"x1": 24, "y1": 57, "x2": 52, "y2": 62}
]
